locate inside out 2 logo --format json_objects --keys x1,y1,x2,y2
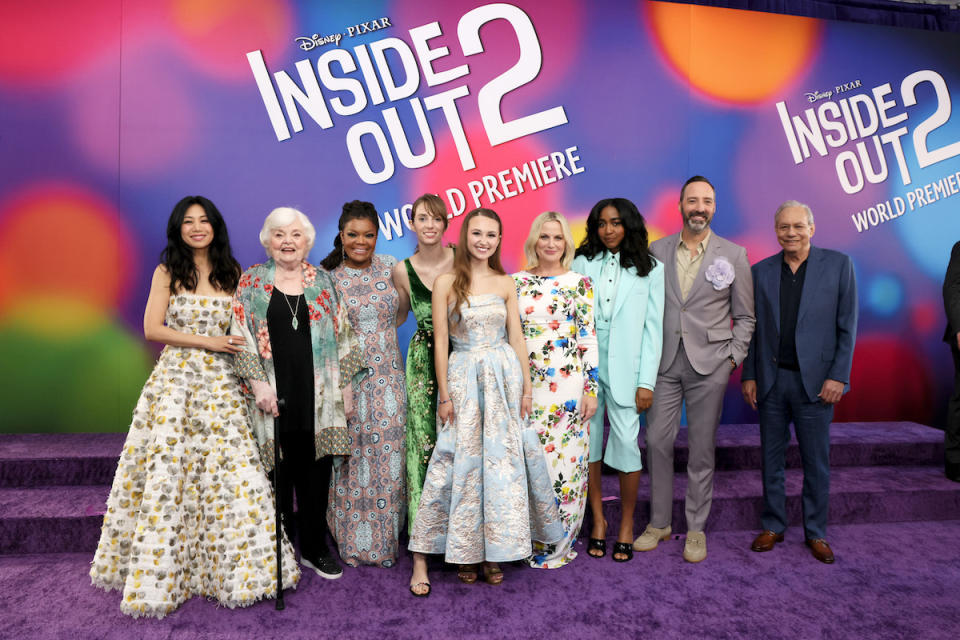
[{"x1": 779, "y1": 70, "x2": 960, "y2": 195}]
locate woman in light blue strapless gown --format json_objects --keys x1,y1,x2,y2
[{"x1": 407, "y1": 208, "x2": 562, "y2": 596}]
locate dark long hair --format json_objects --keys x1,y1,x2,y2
[
  {"x1": 451, "y1": 208, "x2": 505, "y2": 317},
  {"x1": 160, "y1": 195, "x2": 240, "y2": 294},
  {"x1": 320, "y1": 200, "x2": 380, "y2": 270},
  {"x1": 574, "y1": 197, "x2": 656, "y2": 277}
]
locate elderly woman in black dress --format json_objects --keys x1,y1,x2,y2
[{"x1": 233, "y1": 206, "x2": 367, "y2": 579}]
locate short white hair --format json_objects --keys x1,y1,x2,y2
[
  {"x1": 775, "y1": 200, "x2": 814, "y2": 225},
  {"x1": 259, "y1": 207, "x2": 316, "y2": 253}
]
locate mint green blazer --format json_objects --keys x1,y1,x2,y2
[{"x1": 571, "y1": 254, "x2": 665, "y2": 406}]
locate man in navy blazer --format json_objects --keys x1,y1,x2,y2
[{"x1": 741, "y1": 200, "x2": 857, "y2": 564}]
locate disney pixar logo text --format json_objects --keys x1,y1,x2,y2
[
  {"x1": 295, "y1": 17, "x2": 392, "y2": 51},
  {"x1": 804, "y1": 79, "x2": 863, "y2": 103}
]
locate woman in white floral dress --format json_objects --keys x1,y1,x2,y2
[{"x1": 514, "y1": 211, "x2": 599, "y2": 568}]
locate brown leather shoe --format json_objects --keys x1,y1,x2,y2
[
  {"x1": 805, "y1": 538, "x2": 835, "y2": 564},
  {"x1": 750, "y1": 530, "x2": 784, "y2": 552}
]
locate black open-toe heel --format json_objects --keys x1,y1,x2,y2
[
  {"x1": 588, "y1": 537, "x2": 606, "y2": 558},
  {"x1": 612, "y1": 541, "x2": 634, "y2": 562}
]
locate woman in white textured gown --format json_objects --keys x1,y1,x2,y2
[{"x1": 90, "y1": 196, "x2": 297, "y2": 618}]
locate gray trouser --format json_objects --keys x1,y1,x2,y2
[{"x1": 645, "y1": 343, "x2": 730, "y2": 532}]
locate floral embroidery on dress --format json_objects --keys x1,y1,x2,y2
[
  {"x1": 232, "y1": 260, "x2": 367, "y2": 471},
  {"x1": 514, "y1": 271, "x2": 599, "y2": 569}
]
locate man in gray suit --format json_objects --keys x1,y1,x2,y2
[
  {"x1": 742, "y1": 201, "x2": 857, "y2": 564},
  {"x1": 635, "y1": 175, "x2": 755, "y2": 563}
]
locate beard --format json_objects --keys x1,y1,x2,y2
[{"x1": 684, "y1": 210, "x2": 710, "y2": 232}]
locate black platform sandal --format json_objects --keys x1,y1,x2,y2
[
  {"x1": 612, "y1": 541, "x2": 634, "y2": 562},
  {"x1": 588, "y1": 537, "x2": 606, "y2": 558}
]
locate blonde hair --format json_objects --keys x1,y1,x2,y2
[
  {"x1": 259, "y1": 207, "x2": 316, "y2": 255},
  {"x1": 524, "y1": 211, "x2": 575, "y2": 270}
]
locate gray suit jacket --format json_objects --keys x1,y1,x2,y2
[{"x1": 649, "y1": 232, "x2": 755, "y2": 376}]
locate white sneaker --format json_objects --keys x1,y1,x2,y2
[
  {"x1": 683, "y1": 531, "x2": 707, "y2": 563},
  {"x1": 633, "y1": 524, "x2": 672, "y2": 551}
]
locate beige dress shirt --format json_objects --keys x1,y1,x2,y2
[{"x1": 676, "y1": 229, "x2": 711, "y2": 300}]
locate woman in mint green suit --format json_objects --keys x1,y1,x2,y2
[{"x1": 571, "y1": 198, "x2": 664, "y2": 562}]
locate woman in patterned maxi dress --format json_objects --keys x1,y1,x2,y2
[
  {"x1": 408, "y1": 208, "x2": 562, "y2": 595},
  {"x1": 322, "y1": 201, "x2": 407, "y2": 567},
  {"x1": 392, "y1": 193, "x2": 455, "y2": 536},
  {"x1": 90, "y1": 196, "x2": 298, "y2": 618},
  {"x1": 514, "y1": 212, "x2": 599, "y2": 569}
]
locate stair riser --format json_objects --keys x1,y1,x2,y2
[
  {"x1": 0, "y1": 517, "x2": 102, "y2": 554},
  {"x1": 1, "y1": 440, "x2": 945, "y2": 488},
  {"x1": 5, "y1": 486, "x2": 958, "y2": 554},
  {"x1": 584, "y1": 490, "x2": 960, "y2": 536},
  {"x1": 0, "y1": 459, "x2": 117, "y2": 488}
]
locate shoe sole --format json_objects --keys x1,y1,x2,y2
[{"x1": 302, "y1": 556, "x2": 343, "y2": 580}]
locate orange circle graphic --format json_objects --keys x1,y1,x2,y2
[{"x1": 646, "y1": 1, "x2": 822, "y2": 104}]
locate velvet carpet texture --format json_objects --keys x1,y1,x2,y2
[{"x1": 1, "y1": 520, "x2": 958, "y2": 639}]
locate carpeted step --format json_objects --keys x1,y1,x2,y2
[
  {"x1": 0, "y1": 485, "x2": 108, "y2": 554},
  {"x1": 635, "y1": 421, "x2": 945, "y2": 471},
  {"x1": 0, "y1": 423, "x2": 951, "y2": 554},
  {"x1": 0, "y1": 433, "x2": 124, "y2": 487},
  {"x1": 589, "y1": 464, "x2": 960, "y2": 536},
  {"x1": 5, "y1": 465, "x2": 957, "y2": 555},
  {"x1": 0, "y1": 423, "x2": 944, "y2": 489}
]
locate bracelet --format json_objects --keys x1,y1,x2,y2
[
  {"x1": 438, "y1": 398, "x2": 451, "y2": 405},
  {"x1": 522, "y1": 395, "x2": 532, "y2": 399}
]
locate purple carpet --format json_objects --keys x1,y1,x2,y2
[
  {"x1": 0, "y1": 520, "x2": 958, "y2": 639},
  {"x1": 1, "y1": 423, "x2": 958, "y2": 638}
]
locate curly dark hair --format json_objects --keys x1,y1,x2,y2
[
  {"x1": 319, "y1": 200, "x2": 380, "y2": 270},
  {"x1": 574, "y1": 197, "x2": 656, "y2": 277},
  {"x1": 161, "y1": 195, "x2": 240, "y2": 294}
]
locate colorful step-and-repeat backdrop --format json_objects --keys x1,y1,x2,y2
[{"x1": 2, "y1": 0, "x2": 959, "y2": 432}]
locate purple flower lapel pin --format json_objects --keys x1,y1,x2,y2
[{"x1": 705, "y1": 257, "x2": 735, "y2": 290}]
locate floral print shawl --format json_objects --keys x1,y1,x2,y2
[{"x1": 231, "y1": 259, "x2": 367, "y2": 470}]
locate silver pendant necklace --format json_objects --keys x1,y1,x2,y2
[{"x1": 282, "y1": 292, "x2": 301, "y2": 330}]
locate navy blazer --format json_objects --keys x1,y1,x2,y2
[{"x1": 742, "y1": 246, "x2": 858, "y2": 404}]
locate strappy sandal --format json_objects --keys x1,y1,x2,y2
[
  {"x1": 612, "y1": 541, "x2": 634, "y2": 562},
  {"x1": 588, "y1": 537, "x2": 607, "y2": 558},
  {"x1": 482, "y1": 562, "x2": 503, "y2": 585},
  {"x1": 409, "y1": 581, "x2": 431, "y2": 598},
  {"x1": 457, "y1": 564, "x2": 479, "y2": 584}
]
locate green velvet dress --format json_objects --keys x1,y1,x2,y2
[{"x1": 404, "y1": 258, "x2": 439, "y2": 534}]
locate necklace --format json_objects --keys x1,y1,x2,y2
[{"x1": 282, "y1": 292, "x2": 301, "y2": 330}]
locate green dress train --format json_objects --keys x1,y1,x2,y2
[{"x1": 404, "y1": 258, "x2": 439, "y2": 534}]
